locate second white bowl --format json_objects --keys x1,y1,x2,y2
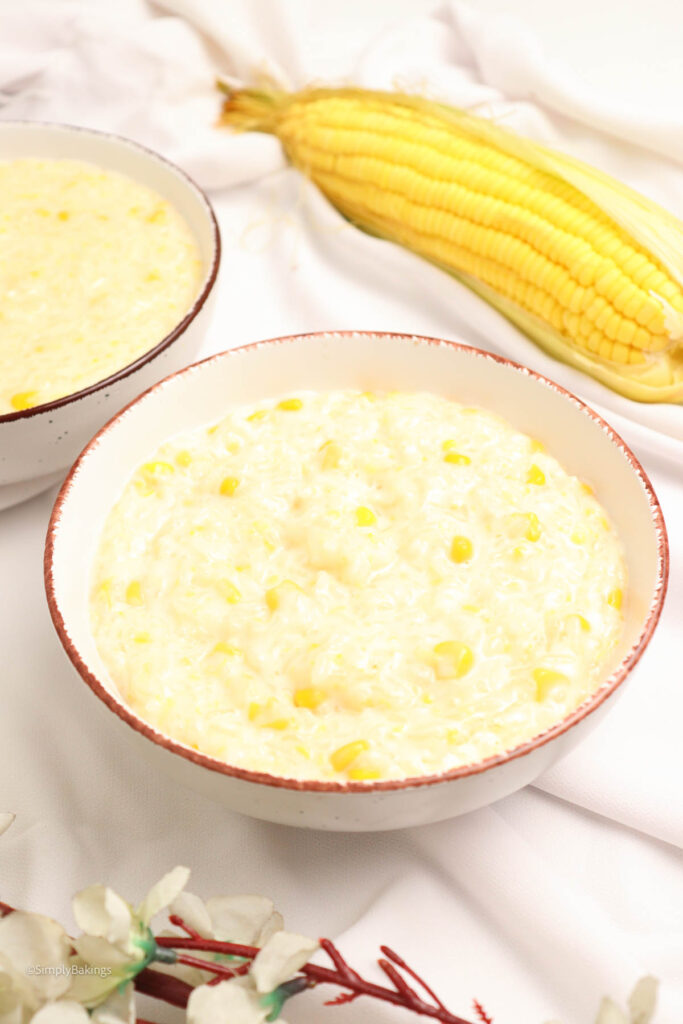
[{"x1": 0, "y1": 121, "x2": 220, "y2": 509}]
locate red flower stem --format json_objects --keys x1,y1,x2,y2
[
  {"x1": 175, "y1": 953, "x2": 250, "y2": 979},
  {"x1": 169, "y1": 914, "x2": 202, "y2": 939},
  {"x1": 379, "y1": 958, "x2": 418, "y2": 997},
  {"x1": 157, "y1": 935, "x2": 258, "y2": 957},
  {"x1": 157, "y1": 934, "x2": 475, "y2": 1024},
  {"x1": 382, "y1": 945, "x2": 448, "y2": 1011},
  {"x1": 135, "y1": 968, "x2": 194, "y2": 1009}
]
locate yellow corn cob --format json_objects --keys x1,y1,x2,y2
[{"x1": 219, "y1": 85, "x2": 683, "y2": 402}]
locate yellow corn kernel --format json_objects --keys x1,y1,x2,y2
[
  {"x1": 296, "y1": 745, "x2": 311, "y2": 759},
  {"x1": 355, "y1": 506, "x2": 376, "y2": 526},
  {"x1": 134, "y1": 478, "x2": 156, "y2": 497},
  {"x1": 57, "y1": 210, "x2": 69, "y2": 221},
  {"x1": 319, "y1": 440, "x2": 342, "y2": 469},
  {"x1": 248, "y1": 702, "x2": 262, "y2": 721},
  {"x1": 262, "y1": 718, "x2": 290, "y2": 730},
  {"x1": 266, "y1": 580, "x2": 301, "y2": 611},
  {"x1": 125, "y1": 581, "x2": 143, "y2": 606},
  {"x1": 141, "y1": 460, "x2": 174, "y2": 477},
  {"x1": 527, "y1": 464, "x2": 546, "y2": 485},
  {"x1": 277, "y1": 397, "x2": 303, "y2": 411},
  {"x1": 175, "y1": 450, "x2": 192, "y2": 468},
  {"x1": 433, "y1": 641, "x2": 474, "y2": 679},
  {"x1": 529, "y1": 439, "x2": 546, "y2": 453},
  {"x1": 511, "y1": 545, "x2": 524, "y2": 561},
  {"x1": 10, "y1": 391, "x2": 39, "y2": 411},
  {"x1": 607, "y1": 587, "x2": 623, "y2": 610},
  {"x1": 450, "y1": 535, "x2": 473, "y2": 562},
  {"x1": 444, "y1": 451, "x2": 471, "y2": 465},
  {"x1": 581, "y1": 482, "x2": 595, "y2": 496},
  {"x1": 211, "y1": 641, "x2": 241, "y2": 656},
  {"x1": 525, "y1": 513, "x2": 541, "y2": 542},
  {"x1": 247, "y1": 409, "x2": 268, "y2": 421},
  {"x1": 219, "y1": 580, "x2": 242, "y2": 604},
  {"x1": 330, "y1": 740, "x2": 369, "y2": 772},
  {"x1": 147, "y1": 205, "x2": 167, "y2": 223},
  {"x1": 568, "y1": 614, "x2": 591, "y2": 632},
  {"x1": 95, "y1": 579, "x2": 113, "y2": 605},
  {"x1": 442, "y1": 439, "x2": 458, "y2": 451},
  {"x1": 533, "y1": 668, "x2": 569, "y2": 701},
  {"x1": 219, "y1": 476, "x2": 240, "y2": 496},
  {"x1": 293, "y1": 687, "x2": 326, "y2": 710},
  {"x1": 348, "y1": 768, "x2": 381, "y2": 781},
  {"x1": 206, "y1": 424, "x2": 220, "y2": 435},
  {"x1": 133, "y1": 632, "x2": 151, "y2": 644}
]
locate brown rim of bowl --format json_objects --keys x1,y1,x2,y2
[
  {"x1": 0, "y1": 119, "x2": 221, "y2": 424},
  {"x1": 44, "y1": 330, "x2": 669, "y2": 794}
]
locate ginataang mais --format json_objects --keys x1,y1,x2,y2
[{"x1": 218, "y1": 83, "x2": 683, "y2": 404}]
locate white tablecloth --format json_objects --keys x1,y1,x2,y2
[{"x1": 1, "y1": 2, "x2": 682, "y2": 1022}]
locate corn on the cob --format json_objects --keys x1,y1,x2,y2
[{"x1": 219, "y1": 85, "x2": 683, "y2": 402}]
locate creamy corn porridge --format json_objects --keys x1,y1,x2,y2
[
  {"x1": 0, "y1": 159, "x2": 202, "y2": 414},
  {"x1": 91, "y1": 391, "x2": 626, "y2": 782}
]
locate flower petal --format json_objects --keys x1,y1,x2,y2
[
  {"x1": 252, "y1": 932, "x2": 318, "y2": 994},
  {"x1": 137, "y1": 867, "x2": 190, "y2": 925},
  {"x1": 65, "y1": 968, "x2": 120, "y2": 1010},
  {"x1": 71, "y1": 937, "x2": 130, "y2": 970},
  {"x1": 188, "y1": 979, "x2": 268, "y2": 1024},
  {"x1": 0, "y1": 957, "x2": 33, "y2": 1022},
  {"x1": 595, "y1": 997, "x2": 629, "y2": 1024},
  {"x1": 206, "y1": 896, "x2": 278, "y2": 944},
  {"x1": 170, "y1": 892, "x2": 213, "y2": 938},
  {"x1": 0, "y1": 815, "x2": 14, "y2": 839},
  {"x1": 0, "y1": 912, "x2": 71, "y2": 1001},
  {"x1": 72, "y1": 886, "x2": 131, "y2": 946},
  {"x1": 629, "y1": 977, "x2": 658, "y2": 1024},
  {"x1": 31, "y1": 1001, "x2": 89, "y2": 1024},
  {"x1": 92, "y1": 982, "x2": 135, "y2": 1024},
  {"x1": 258, "y1": 912, "x2": 284, "y2": 946}
]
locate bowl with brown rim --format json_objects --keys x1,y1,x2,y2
[
  {"x1": 0, "y1": 120, "x2": 220, "y2": 510},
  {"x1": 44, "y1": 331, "x2": 667, "y2": 830}
]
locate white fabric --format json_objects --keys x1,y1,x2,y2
[{"x1": 1, "y1": 1, "x2": 682, "y2": 1022}]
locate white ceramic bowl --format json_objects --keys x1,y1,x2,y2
[
  {"x1": 45, "y1": 332, "x2": 668, "y2": 831},
  {"x1": 0, "y1": 121, "x2": 220, "y2": 510}
]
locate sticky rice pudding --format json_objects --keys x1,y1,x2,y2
[
  {"x1": 90, "y1": 390, "x2": 626, "y2": 782},
  {"x1": 0, "y1": 158, "x2": 201, "y2": 414}
]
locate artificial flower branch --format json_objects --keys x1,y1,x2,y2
[
  {"x1": 0, "y1": 824, "x2": 659, "y2": 1024},
  {"x1": 155, "y1": 921, "x2": 477, "y2": 1024}
]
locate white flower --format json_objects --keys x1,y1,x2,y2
[
  {"x1": 68, "y1": 867, "x2": 189, "y2": 1008},
  {"x1": 172, "y1": 893, "x2": 284, "y2": 945},
  {"x1": 0, "y1": 911, "x2": 72, "y2": 1022},
  {"x1": 187, "y1": 979, "x2": 272, "y2": 1024},
  {"x1": 0, "y1": 815, "x2": 15, "y2": 839},
  {"x1": 185, "y1": 929, "x2": 318, "y2": 1024},
  {"x1": 251, "y1": 932, "x2": 318, "y2": 994},
  {"x1": 595, "y1": 977, "x2": 658, "y2": 1024},
  {"x1": 158, "y1": 893, "x2": 285, "y2": 986},
  {"x1": 29, "y1": 984, "x2": 134, "y2": 1024},
  {"x1": 546, "y1": 977, "x2": 658, "y2": 1024}
]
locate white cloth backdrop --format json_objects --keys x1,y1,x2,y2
[{"x1": 0, "y1": 1, "x2": 682, "y2": 1021}]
